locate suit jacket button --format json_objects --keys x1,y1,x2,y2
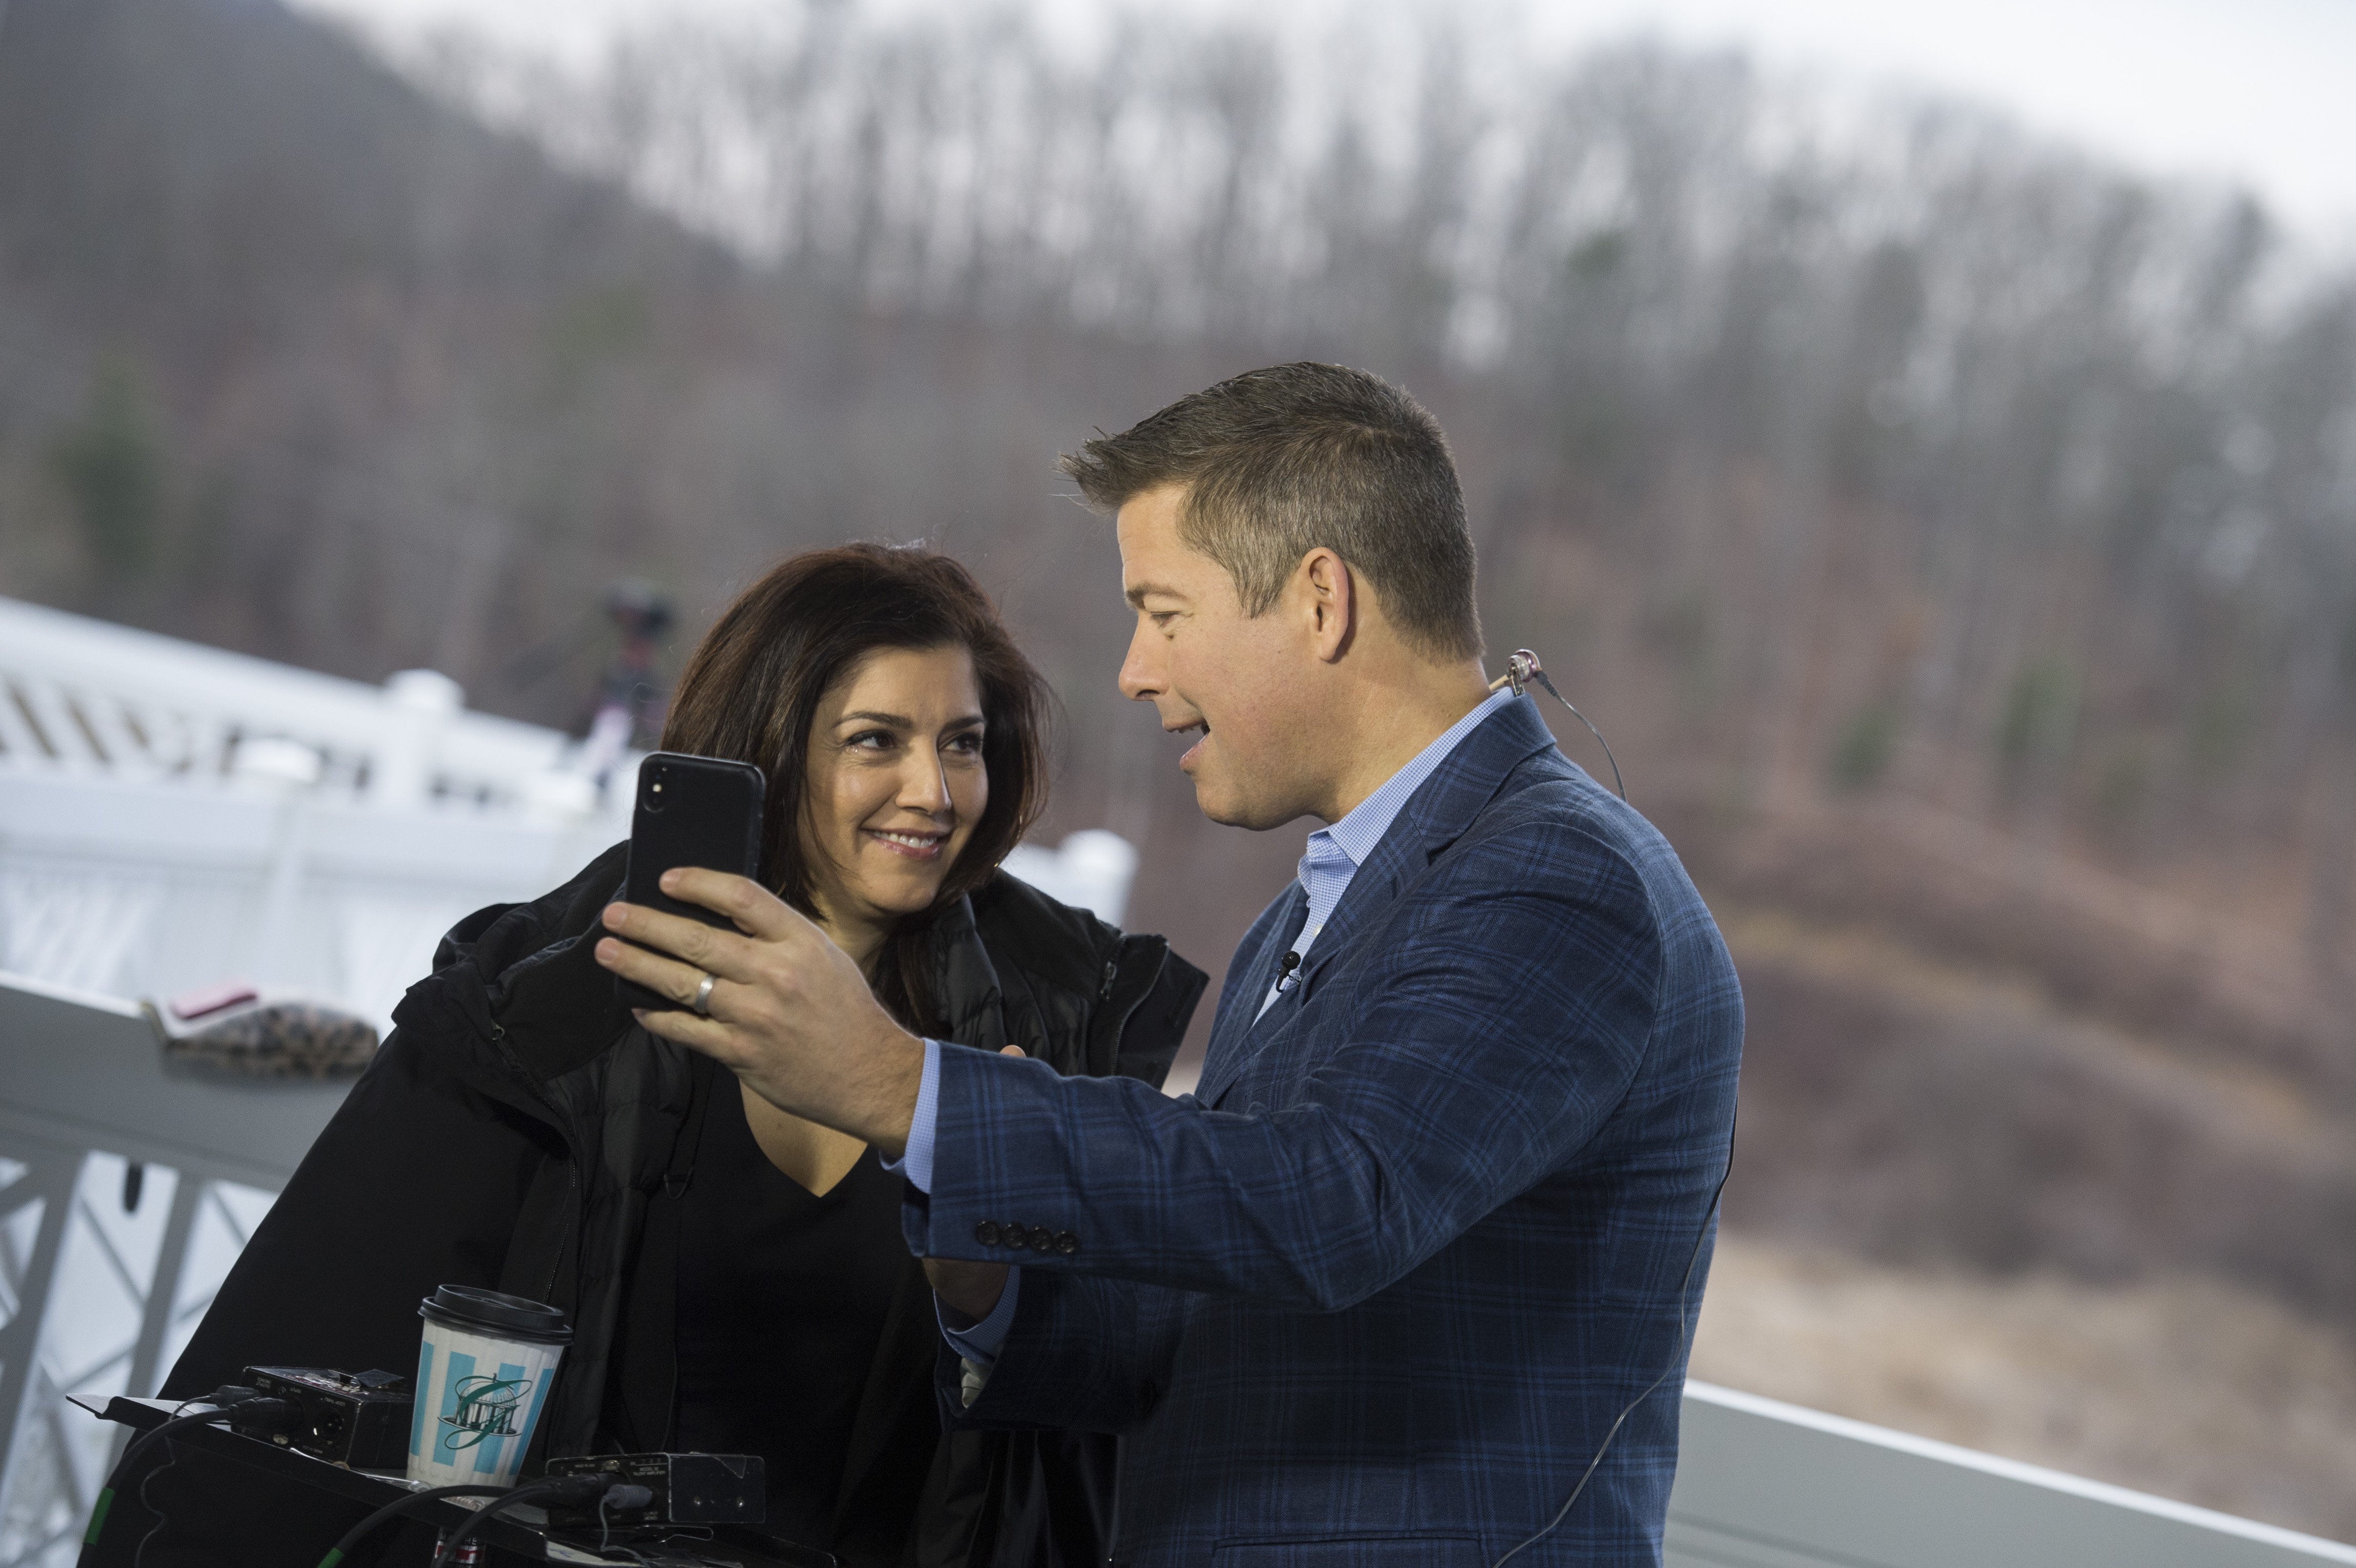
[
  {"x1": 1003, "y1": 1221, "x2": 1026, "y2": 1248},
  {"x1": 974, "y1": 1221, "x2": 1001, "y2": 1247},
  {"x1": 1054, "y1": 1231, "x2": 1079, "y2": 1256},
  {"x1": 1028, "y1": 1226, "x2": 1055, "y2": 1253},
  {"x1": 1137, "y1": 1379, "x2": 1160, "y2": 1416}
]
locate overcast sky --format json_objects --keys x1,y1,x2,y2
[{"x1": 296, "y1": 0, "x2": 2356, "y2": 242}]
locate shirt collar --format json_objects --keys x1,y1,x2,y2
[{"x1": 1314, "y1": 686, "x2": 1518, "y2": 872}]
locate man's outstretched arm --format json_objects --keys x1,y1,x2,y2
[{"x1": 597, "y1": 824, "x2": 1666, "y2": 1311}]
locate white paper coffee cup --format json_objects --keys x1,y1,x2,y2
[{"x1": 408, "y1": 1285, "x2": 572, "y2": 1488}]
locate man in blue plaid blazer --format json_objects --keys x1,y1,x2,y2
[{"x1": 599, "y1": 363, "x2": 1744, "y2": 1566}]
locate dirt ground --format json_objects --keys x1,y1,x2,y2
[{"x1": 1691, "y1": 1232, "x2": 2356, "y2": 1544}]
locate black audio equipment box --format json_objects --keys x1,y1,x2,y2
[
  {"x1": 543, "y1": 1452, "x2": 766, "y2": 1529},
  {"x1": 232, "y1": 1366, "x2": 413, "y2": 1470}
]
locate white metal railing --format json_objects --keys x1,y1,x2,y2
[
  {"x1": 1, "y1": 764, "x2": 628, "y2": 1029},
  {"x1": 1669, "y1": 1381, "x2": 2356, "y2": 1566},
  {"x1": 0, "y1": 973, "x2": 337, "y2": 1567},
  {"x1": 0, "y1": 596, "x2": 592, "y2": 815},
  {"x1": 0, "y1": 595, "x2": 618, "y2": 1027}
]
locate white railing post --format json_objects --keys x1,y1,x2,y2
[{"x1": 371, "y1": 669, "x2": 463, "y2": 810}]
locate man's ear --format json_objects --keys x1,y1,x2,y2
[{"x1": 1299, "y1": 548, "x2": 1355, "y2": 664}]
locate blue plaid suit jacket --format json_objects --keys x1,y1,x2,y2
[{"x1": 904, "y1": 697, "x2": 1744, "y2": 1567}]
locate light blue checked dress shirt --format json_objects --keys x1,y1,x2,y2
[
  {"x1": 1256, "y1": 686, "x2": 1516, "y2": 1020},
  {"x1": 897, "y1": 685, "x2": 1517, "y2": 1364}
]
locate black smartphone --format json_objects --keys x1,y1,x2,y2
[{"x1": 615, "y1": 751, "x2": 766, "y2": 1014}]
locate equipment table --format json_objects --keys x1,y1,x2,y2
[{"x1": 76, "y1": 1396, "x2": 829, "y2": 1567}]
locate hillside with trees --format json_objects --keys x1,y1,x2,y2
[{"x1": 2, "y1": 0, "x2": 2352, "y2": 1535}]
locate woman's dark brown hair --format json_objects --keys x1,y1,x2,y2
[{"x1": 658, "y1": 543, "x2": 1053, "y2": 1029}]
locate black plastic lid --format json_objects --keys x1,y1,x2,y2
[{"x1": 418, "y1": 1284, "x2": 572, "y2": 1345}]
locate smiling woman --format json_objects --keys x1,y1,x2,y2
[
  {"x1": 133, "y1": 544, "x2": 1207, "y2": 1568},
  {"x1": 658, "y1": 545, "x2": 1051, "y2": 1030}
]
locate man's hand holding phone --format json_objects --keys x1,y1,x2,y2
[{"x1": 594, "y1": 867, "x2": 927, "y2": 1156}]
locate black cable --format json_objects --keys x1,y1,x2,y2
[
  {"x1": 1526, "y1": 669, "x2": 1627, "y2": 804},
  {"x1": 88, "y1": 1389, "x2": 249, "y2": 1550},
  {"x1": 91, "y1": 1390, "x2": 295, "y2": 1563},
  {"x1": 428, "y1": 1488, "x2": 549, "y2": 1568},
  {"x1": 426, "y1": 1474, "x2": 647, "y2": 1568},
  {"x1": 428, "y1": 1481, "x2": 562, "y2": 1566},
  {"x1": 597, "y1": 1487, "x2": 651, "y2": 1564},
  {"x1": 117, "y1": 1388, "x2": 256, "y2": 1476},
  {"x1": 114, "y1": 1400, "x2": 207, "y2": 1565},
  {"x1": 1490, "y1": 1110, "x2": 1737, "y2": 1568},
  {"x1": 314, "y1": 1485, "x2": 511, "y2": 1568},
  {"x1": 129, "y1": 1433, "x2": 181, "y2": 1568}
]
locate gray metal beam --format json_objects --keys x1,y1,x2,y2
[
  {"x1": 0, "y1": 1148, "x2": 79, "y2": 1539},
  {"x1": 123, "y1": 1174, "x2": 205, "y2": 1402}
]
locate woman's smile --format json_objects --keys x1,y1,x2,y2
[{"x1": 865, "y1": 825, "x2": 949, "y2": 860}]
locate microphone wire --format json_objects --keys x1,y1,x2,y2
[
  {"x1": 1489, "y1": 649, "x2": 1626, "y2": 802},
  {"x1": 1490, "y1": 1110, "x2": 1736, "y2": 1568}
]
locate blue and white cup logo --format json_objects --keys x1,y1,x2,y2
[
  {"x1": 441, "y1": 1372, "x2": 532, "y2": 1453},
  {"x1": 407, "y1": 1322, "x2": 563, "y2": 1487}
]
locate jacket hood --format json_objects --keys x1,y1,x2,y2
[{"x1": 383, "y1": 840, "x2": 636, "y2": 1106}]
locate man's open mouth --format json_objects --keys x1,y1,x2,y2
[{"x1": 1168, "y1": 717, "x2": 1209, "y2": 769}]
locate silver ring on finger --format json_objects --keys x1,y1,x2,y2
[{"x1": 692, "y1": 970, "x2": 717, "y2": 1017}]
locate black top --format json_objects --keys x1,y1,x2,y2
[
  {"x1": 673, "y1": 1081, "x2": 916, "y2": 1549},
  {"x1": 154, "y1": 843, "x2": 1207, "y2": 1567}
]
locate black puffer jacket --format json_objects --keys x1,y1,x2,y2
[{"x1": 150, "y1": 843, "x2": 1205, "y2": 1566}]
